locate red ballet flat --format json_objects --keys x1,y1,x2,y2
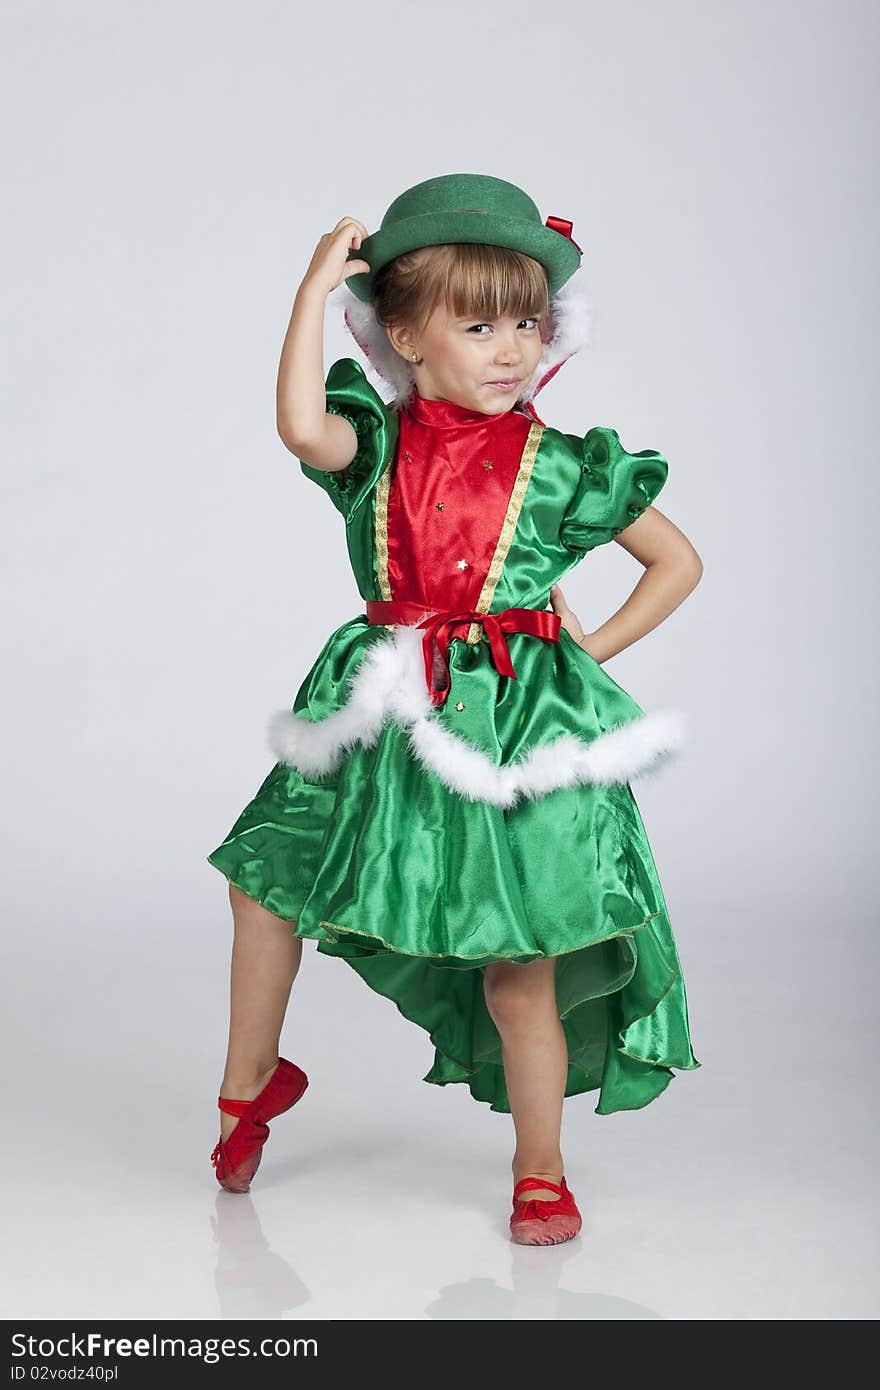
[
  {"x1": 210, "y1": 1057, "x2": 308, "y2": 1193},
  {"x1": 509, "y1": 1175, "x2": 583, "y2": 1245}
]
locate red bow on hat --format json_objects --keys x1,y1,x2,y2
[{"x1": 545, "y1": 215, "x2": 583, "y2": 254}]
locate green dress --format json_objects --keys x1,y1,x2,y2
[{"x1": 207, "y1": 357, "x2": 700, "y2": 1114}]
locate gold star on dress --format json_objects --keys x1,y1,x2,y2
[
  {"x1": 455, "y1": 559, "x2": 468, "y2": 570},
  {"x1": 482, "y1": 460, "x2": 494, "y2": 471},
  {"x1": 454, "y1": 701, "x2": 465, "y2": 711},
  {"x1": 436, "y1": 502, "x2": 444, "y2": 511}
]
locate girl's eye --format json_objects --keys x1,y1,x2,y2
[{"x1": 467, "y1": 319, "x2": 540, "y2": 334}]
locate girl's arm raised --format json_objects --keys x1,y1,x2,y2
[{"x1": 276, "y1": 217, "x2": 370, "y2": 473}]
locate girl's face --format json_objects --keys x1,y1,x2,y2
[{"x1": 389, "y1": 301, "x2": 546, "y2": 414}]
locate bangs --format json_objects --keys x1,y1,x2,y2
[
  {"x1": 435, "y1": 244, "x2": 549, "y2": 322},
  {"x1": 373, "y1": 242, "x2": 549, "y2": 334}
]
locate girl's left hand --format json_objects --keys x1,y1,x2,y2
[{"x1": 549, "y1": 584, "x2": 601, "y2": 661}]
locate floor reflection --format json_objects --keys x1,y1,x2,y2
[
  {"x1": 426, "y1": 1242, "x2": 662, "y2": 1320},
  {"x1": 210, "y1": 1192, "x2": 661, "y2": 1321},
  {"x1": 211, "y1": 1193, "x2": 309, "y2": 1319}
]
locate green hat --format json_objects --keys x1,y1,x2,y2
[{"x1": 344, "y1": 172, "x2": 583, "y2": 303}]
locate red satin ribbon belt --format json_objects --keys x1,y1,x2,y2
[{"x1": 365, "y1": 599, "x2": 562, "y2": 707}]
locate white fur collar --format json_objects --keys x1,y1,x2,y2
[{"x1": 326, "y1": 273, "x2": 593, "y2": 412}]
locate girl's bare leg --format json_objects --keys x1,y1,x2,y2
[
  {"x1": 483, "y1": 958, "x2": 568, "y2": 1200},
  {"x1": 218, "y1": 883, "x2": 303, "y2": 1142}
]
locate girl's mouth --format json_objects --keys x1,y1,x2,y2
[{"x1": 486, "y1": 380, "x2": 521, "y2": 392}]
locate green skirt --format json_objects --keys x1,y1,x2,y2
[{"x1": 206, "y1": 720, "x2": 699, "y2": 1114}]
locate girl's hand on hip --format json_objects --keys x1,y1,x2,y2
[
  {"x1": 300, "y1": 218, "x2": 371, "y2": 297},
  {"x1": 550, "y1": 584, "x2": 601, "y2": 661}
]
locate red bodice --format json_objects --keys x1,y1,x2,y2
[
  {"x1": 366, "y1": 389, "x2": 561, "y2": 705},
  {"x1": 386, "y1": 390, "x2": 536, "y2": 611}
]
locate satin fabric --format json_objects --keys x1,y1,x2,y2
[
  {"x1": 282, "y1": 617, "x2": 656, "y2": 771},
  {"x1": 289, "y1": 360, "x2": 670, "y2": 765},
  {"x1": 207, "y1": 358, "x2": 699, "y2": 1113},
  {"x1": 364, "y1": 598, "x2": 563, "y2": 707},
  {"x1": 387, "y1": 397, "x2": 535, "y2": 612}
]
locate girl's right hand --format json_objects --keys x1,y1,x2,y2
[{"x1": 300, "y1": 218, "x2": 371, "y2": 297}]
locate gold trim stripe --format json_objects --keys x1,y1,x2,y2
[
  {"x1": 466, "y1": 420, "x2": 544, "y2": 642},
  {"x1": 374, "y1": 421, "x2": 544, "y2": 640},
  {"x1": 375, "y1": 460, "x2": 393, "y2": 620},
  {"x1": 318, "y1": 906, "x2": 662, "y2": 959}
]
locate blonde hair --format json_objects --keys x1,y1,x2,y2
[{"x1": 371, "y1": 242, "x2": 550, "y2": 339}]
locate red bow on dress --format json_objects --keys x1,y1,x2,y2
[
  {"x1": 545, "y1": 215, "x2": 583, "y2": 255},
  {"x1": 365, "y1": 600, "x2": 562, "y2": 707}
]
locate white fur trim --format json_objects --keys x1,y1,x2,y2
[
  {"x1": 520, "y1": 275, "x2": 594, "y2": 405},
  {"x1": 267, "y1": 626, "x2": 686, "y2": 809},
  {"x1": 327, "y1": 272, "x2": 593, "y2": 411}
]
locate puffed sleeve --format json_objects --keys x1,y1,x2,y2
[
  {"x1": 558, "y1": 426, "x2": 668, "y2": 554},
  {"x1": 297, "y1": 357, "x2": 396, "y2": 523}
]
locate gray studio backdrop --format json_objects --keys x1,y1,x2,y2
[{"x1": 2, "y1": 0, "x2": 877, "y2": 1321}]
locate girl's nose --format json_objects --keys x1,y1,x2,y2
[{"x1": 494, "y1": 334, "x2": 522, "y2": 364}]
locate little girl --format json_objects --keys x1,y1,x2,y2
[{"x1": 206, "y1": 173, "x2": 701, "y2": 1246}]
